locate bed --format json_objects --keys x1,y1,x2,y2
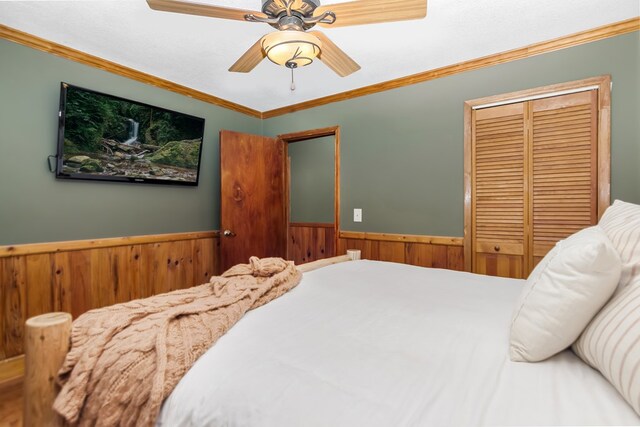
[
  {"x1": 157, "y1": 260, "x2": 640, "y2": 426},
  {"x1": 24, "y1": 200, "x2": 640, "y2": 426}
]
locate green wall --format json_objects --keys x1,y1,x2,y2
[
  {"x1": 1, "y1": 32, "x2": 638, "y2": 245},
  {"x1": 0, "y1": 38, "x2": 261, "y2": 245},
  {"x1": 264, "y1": 32, "x2": 640, "y2": 237},
  {"x1": 288, "y1": 136, "x2": 334, "y2": 223}
]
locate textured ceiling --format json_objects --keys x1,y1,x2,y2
[{"x1": 0, "y1": 0, "x2": 638, "y2": 112}]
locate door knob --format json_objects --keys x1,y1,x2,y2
[
  {"x1": 223, "y1": 229, "x2": 236, "y2": 237},
  {"x1": 494, "y1": 245, "x2": 501, "y2": 252}
]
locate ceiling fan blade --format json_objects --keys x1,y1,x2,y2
[
  {"x1": 314, "y1": 0, "x2": 427, "y2": 27},
  {"x1": 147, "y1": 0, "x2": 267, "y2": 22},
  {"x1": 229, "y1": 38, "x2": 266, "y2": 73},
  {"x1": 310, "y1": 31, "x2": 360, "y2": 77}
]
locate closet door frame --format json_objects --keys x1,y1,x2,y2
[{"x1": 463, "y1": 75, "x2": 611, "y2": 272}]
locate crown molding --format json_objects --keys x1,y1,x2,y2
[
  {"x1": 0, "y1": 24, "x2": 262, "y2": 118},
  {"x1": 0, "y1": 17, "x2": 637, "y2": 120},
  {"x1": 261, "y1": 17, "x2": 639, "y2": 118}
]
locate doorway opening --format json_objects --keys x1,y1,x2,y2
[{"x1": 278, "y1": 127, "x2": 340, "y2": 264}]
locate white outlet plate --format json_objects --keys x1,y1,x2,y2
[{"x1": 353, "y1": 208, "x2": 362, "y2": 222}]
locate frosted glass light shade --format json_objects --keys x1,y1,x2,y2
[{"x1": 261, "y1": 31, "x2": 322, "y2": 68}]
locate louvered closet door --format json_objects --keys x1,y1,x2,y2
[
  {"x1": 531, "y1": 91, "x2": 598, "y2": 267},
  {"x1": 472, "y1": 103, "x2": 526, "y2": 278}
]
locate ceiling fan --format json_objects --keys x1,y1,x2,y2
[{"x1": 147, "y1": 0, "x2": 428, "y2": 77}]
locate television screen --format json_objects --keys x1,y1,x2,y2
[{"x1": 56, "y1": 83, "x2": 205, "y2": 186}]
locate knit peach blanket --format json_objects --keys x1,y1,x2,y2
[{"x1": 53, "y1": 257, "x2": 301, "y2": 426}]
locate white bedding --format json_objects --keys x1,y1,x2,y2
[{"x1": 158, "y1": 260, "x2": 640, "y2": 426}]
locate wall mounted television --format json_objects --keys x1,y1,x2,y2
[{"x1": 56, "y1": 83, "x2": 205, "y2": 186}]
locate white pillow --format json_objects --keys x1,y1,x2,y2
[
  {"x1": 598, "y1": 200, "x2": 640, "y2": 292},
  {"x1": 509, "y1": 226, "x2": 621, "y2": 362},
  {"x1": 573, "y1": 276, "x2": 640, "y2": 415}
]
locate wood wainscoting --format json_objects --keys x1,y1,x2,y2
[
  {"x1": 0, "y1": 231, "x2": 219, "y2": 363},
  {"x1": 337, "y1": 231, "x2": 464, "y2": 270},
  {"x1": 288, "y1": 223, "x2": 336, "y2": 264}
]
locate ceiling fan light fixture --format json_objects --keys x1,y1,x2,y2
[{"x1": 261, "y1": 31, "x2": 322, "y2": 69}]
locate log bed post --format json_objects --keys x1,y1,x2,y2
[
  {"x1": 296, "y1": 249, "x2": 361, "y2": 273},
  {"x1": 24, "y1": 312, "x2": 72, "y2": 427}
]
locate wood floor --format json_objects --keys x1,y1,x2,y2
[{"x1": 0, "y1": 381, "x2": 22, "y2": 427}]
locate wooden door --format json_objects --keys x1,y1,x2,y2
[
  {"x1": 472, "y1": 103, "x2": 527, "y2": 278},
  {"x1": 470, "y1": 90, "x2": 601, "y2": 278},
  {"x1": 219, "y1": 130, "x2": 286, "y2": 271},
  {"x1": 531, "y1": 90, "x2": 599, "y2": 267},
  {"x1": 464, "y1": 76, "x2": 610, "y2": 278}
]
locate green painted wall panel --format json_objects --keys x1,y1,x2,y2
[
  {"x1": 288, "y1": 136, "x2": 334, "y2": 223},
  {"x1": 263, "y1": 33, "x2": 640, "y2": 237},
  {"x1": 1, "y1": 32, "x2": 638, "y2": 245},
  {"x1": 0, "y1": 39, "x2": 261, "y2": 245}
]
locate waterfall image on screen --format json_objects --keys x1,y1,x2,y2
[{"x1": 57, "y1": 83, "x2": 205, "y2": 185}]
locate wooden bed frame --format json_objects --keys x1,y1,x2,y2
[{"x1": 22, "y1": 250, "x2": 361, "y2": 426}]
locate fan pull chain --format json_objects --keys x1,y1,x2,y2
[{"x1": 290, "y1": 67, "x2": 296, "y2": 91}]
